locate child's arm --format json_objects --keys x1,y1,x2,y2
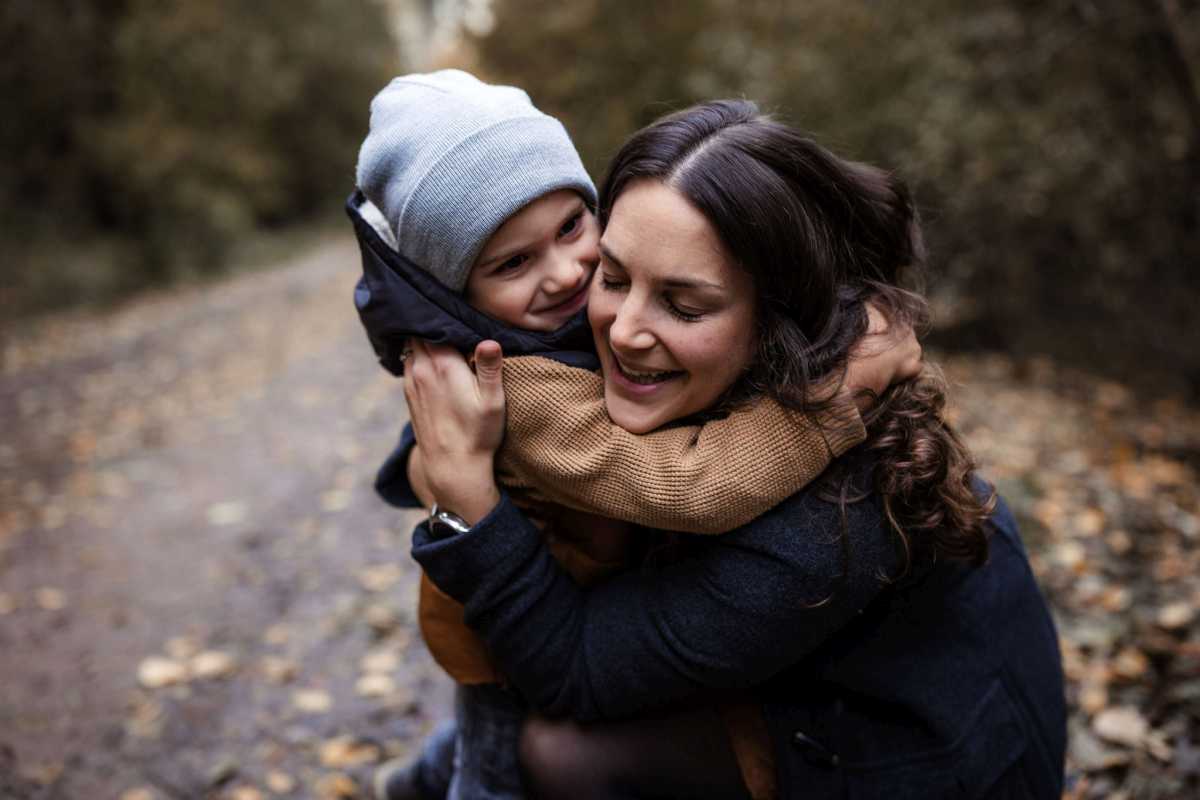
[{"x1": 494, "y1": 356, "x2": 864, "y2": 535}]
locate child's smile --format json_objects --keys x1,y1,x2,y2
[{"x1": 465, "y1": 189, "x2": 600, "y2": 332}]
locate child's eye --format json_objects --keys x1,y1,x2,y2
[
  {"x1": 495, "y1": 254, "x2": 528, "y2": 274},
  {"x1": 558, "y1": 212, "x2": 582, "y2": 238}
]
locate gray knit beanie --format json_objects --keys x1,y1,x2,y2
[{"x1": 356, "y1": 70, "x2": 597, "y2": 292}]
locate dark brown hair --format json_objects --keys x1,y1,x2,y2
[{"x1": 599, "y1": 99, "x2": 995, "y2": 572}]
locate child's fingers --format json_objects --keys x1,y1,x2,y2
[{"x1": 474, "y1": 340, "x2": 504, "y2": 406}]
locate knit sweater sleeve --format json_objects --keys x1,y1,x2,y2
[{"x1": 494, "y1": 356, "x2": 866, "y2": 534}]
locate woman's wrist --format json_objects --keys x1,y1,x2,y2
[{"x1": 427, "y1": 458, "x2": 501, "y2": 526}]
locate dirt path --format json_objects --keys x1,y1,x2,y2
[
  {"x1": 1, "y1": 237, "x2": 448, "y2": 798},
  {"x1": 1, "y1": 237, "x2": 1197, "y2": 798}
]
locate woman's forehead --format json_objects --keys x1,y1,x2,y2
[{"x1": 602, "y1": 180, "x2": 738, "y2": 288}]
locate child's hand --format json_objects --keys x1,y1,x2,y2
[
  {"x1": 844, "y1": 302, "x2": 922, "y2": 411},
  {"x1": 402, "y1": 339, "x2": 507, "y2": 525}
]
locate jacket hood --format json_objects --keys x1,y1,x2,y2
[{"x1": 347, "y1": 190, "x2": 599, "y2": 376}]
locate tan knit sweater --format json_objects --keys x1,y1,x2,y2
[
  {"x1": 418, "y1": 355, "x2": 867, "y2": 687},
  {"x1": 495, "y1": 356, "x2": 866, "y2": 532}
]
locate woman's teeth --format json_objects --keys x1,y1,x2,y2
[{"x1": 617, "y1": 362, "x2": 680, "y2": 384}]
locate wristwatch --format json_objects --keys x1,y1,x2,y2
[{"x1": 428, "y1": 504, "x2": 472, "y2": 540}]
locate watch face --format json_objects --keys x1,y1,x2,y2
[{"x1": 429, "y1": 507, "x2": 471, "y2": 539}]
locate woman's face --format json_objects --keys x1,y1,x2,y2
[{"x1": 588, "y1": 179, "x2": 757, "y2": 434}]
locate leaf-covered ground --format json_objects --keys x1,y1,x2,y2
[{"x1": 1, "y1": 238, "x2": 1196, "y2": 799}]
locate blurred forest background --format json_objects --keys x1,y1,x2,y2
[
  {"x1": 2, "y1": 0, "x2": 1199, "y2": 397},
  {"x1": 3, "y1": 3, "x2": 1200, "y2": 799}
]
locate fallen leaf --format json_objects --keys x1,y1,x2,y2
[
  {"x1": 319, "y1": 736, "x2": 382, "y2": 768},
  {"x1": 1111, "y1": 647, "x2": 1150, "y2": 681},
  {"x1": 1098, "y1": 586, "x2": 1132, "y2": 613},
  {"x1": 207, "y1": 501, "x2": 247, "y2": 526},
  {"x1": 355, "y1": 673, "x2": 395, "y2": 698},
  {"x1": 125, "y1": 693, "x2": 165, "y2": 739},
  {"x1": 263, "y1": 624, "x2": 290, "y2": 646},
  {"x1": 314, "y1": 772, "x2": 359, "y2": 799},
  {"x1": 119, "y1": 789, "x2": 157, "y2": 800},
  {"x1": 1079, "y1": 682, "x2": 1108, "y2": 715},
  {"x1": 35, "y1": 586, "x2": 67, "y2": 611},
  {"x1": 1052, "y1": 541, "x2": 1086, "y2": 571},
  {"x1": 1157, "y1": 602, "x2": 1195, "y2": 630},
  {"x1": 265, "y1": 771, "x2": 296, "y2": 794},
  {"x1": 320, "y1": 490, "x2": 350, "y2": 513},
  {"x1": 1145, "y1": 731, "x2": 1174, "y2": 763},
  {"x1": 360, "y1": 649, "x2": 399, "y2": 674},
  {"x1": 357, "y1": 564, "x2": 403, "y2": 593},
  {"x1": 364, "y1": 604, "x2": 401, "y2": 635},
  {"x1": 260, "y1": 656, "x2": 298, "y2": 685},
  {"x1": 292, "y1": 688, "x2": 332, "y2": 713},
  {"x1": 1069, "y1": 724, "x2": 1131, "y2": 771},
  {"x1": 165, "y1": 636, "x2": 201, "y2": 660},
  {"x1": 191, "y1": 650, "x2": 237, "y2": 679},
  {"x1": 1075, "y1": 508, "x2": 1105, "y2": 536},
  {"x1": 226, "y1": 787, "x2": 264, "y2": 800},
  {"x1": 1105, "y1": 530, "x2": 1133, "y2": 556},
  {"x1": 1093, "y1": 706, "x2": 1149, "y2": 748},
  {"x1": 137, "y1": 656, "x2": 188, "y2": 689},
  {"x1": 0, "y1": 592, "x2": 14, "y2": 614}
]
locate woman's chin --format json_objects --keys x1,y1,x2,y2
[{"x1": 603, "y1": 394, "x2": 663, "y2": 435}]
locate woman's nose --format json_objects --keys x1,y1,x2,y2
[{"x1": 607, "y1": 296, "x2": 656, "y2": 352}]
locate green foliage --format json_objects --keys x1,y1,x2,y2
[
  {"x1": 473, "y1": 0, "x2": 1200, "y2": 393},
  {"x1": 1, "y1": 0, "x2": 397, "y2": 309}
]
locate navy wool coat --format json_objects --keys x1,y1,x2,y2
[{"x1": 409, "y1": 461, "x2": 1067, "y2": 799}]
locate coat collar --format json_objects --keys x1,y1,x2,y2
[{"x1": 347, "y1": 190, "x2": 599, "y2": 375}]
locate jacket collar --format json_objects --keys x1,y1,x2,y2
[{"x1": 347, "y1": 190, "x2": 599, "y2": 375}]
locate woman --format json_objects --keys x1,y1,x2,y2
[{"x1": 401, "y1": 100, "x2": 1066, "y2": 798}]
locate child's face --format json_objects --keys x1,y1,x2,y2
[{"x1": 465, "y1": 189, "x2": 599, "y2": 332}]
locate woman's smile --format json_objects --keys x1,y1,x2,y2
[
  {"x1": 607, "y1": 351, "x2": 685, "y2": 392},
  {"x1": 588, "y1": 178, "x2": 757, "y2": 433}
]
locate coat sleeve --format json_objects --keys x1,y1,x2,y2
[
  {"x1": 374, "y1": 423, "x2": 422, "y2": 508},
  {"x1": 411, "y1": 488, "x2": 898, "y2": 721},
  {"x1": 495, "y1": 356, "x2": 867, "y2": 534}
]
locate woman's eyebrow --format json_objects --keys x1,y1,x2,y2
[
  {"x1": 598, "y1": 243, "x2": 626, "y2": 270},
  {"x1": 599, "y1": 243, "x2": 723, "y2": 291}
]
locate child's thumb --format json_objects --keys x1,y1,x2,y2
[{"x1": 474, "y1": 340, "x2": 504, "y2": 396}]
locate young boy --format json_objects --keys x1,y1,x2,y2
[{"x1": 351, "y1": 70, "x2": 905, "y2": 800}]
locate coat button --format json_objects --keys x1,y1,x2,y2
[
  {"x1": 792, "y1": 731, "x2": 840, "y2": 768},
  {"x1": 354, "y1": 283, "x2": 372, "y2": 310}
]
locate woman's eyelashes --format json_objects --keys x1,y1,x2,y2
[
  {"x1": 665, "y1": 301, "x2": 704, "y2": 322},
  {"x1": 598, "y1": 270, "x2": 627, "y2": 291},
  {"x1": 598, "y1": 271, "x2": 705, "y2": 322}
]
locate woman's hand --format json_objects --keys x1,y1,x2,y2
[
  {"x1": 402, "y1": 339, "x2": 507, "y2": 525},
  {"x1": 844, "y1": 302, "x2": 923, "y2": 410}
]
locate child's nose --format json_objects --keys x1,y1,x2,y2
[{"x1": 544, "y1": 255, "x2": 585, "y2": 292}]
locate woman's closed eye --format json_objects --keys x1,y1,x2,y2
[
  {"x1": 665, "y1": 298, "x2": 704, "y2": 322},
  {"x1": 598, "y1": 270, "x2": 627, "y2": 291}
]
